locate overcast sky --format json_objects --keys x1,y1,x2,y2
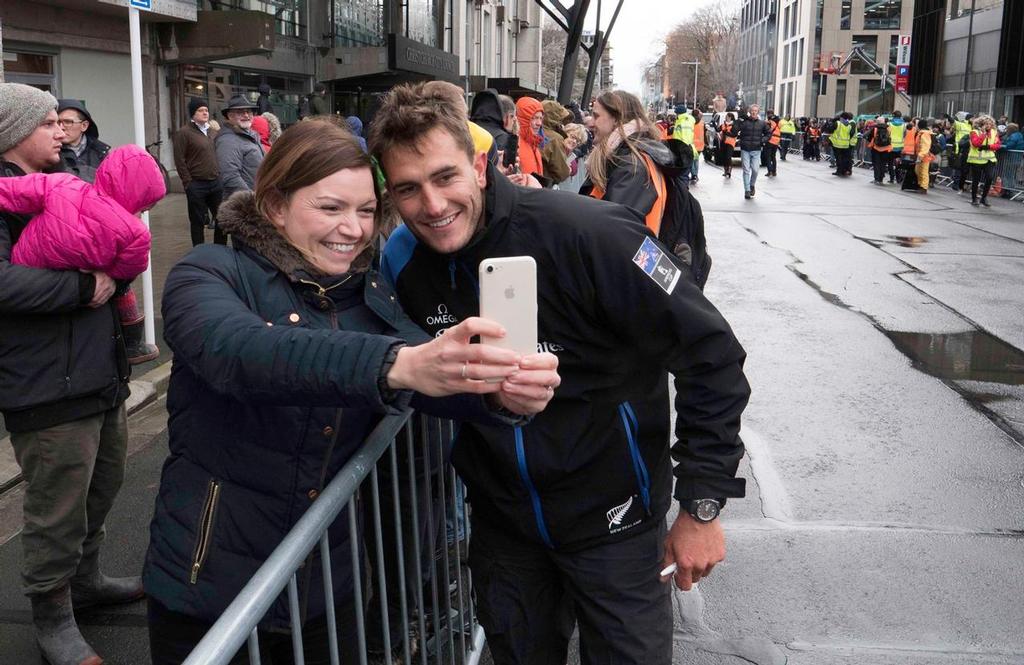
[{"x1": 580, "y1": 0, "x2": 722, "y2": 95}]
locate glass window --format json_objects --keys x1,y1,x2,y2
[
  {"x1": 200, "y1": 0, "x2": 306, "y2": 39},
  {"x1": 835, "y1": 78, "x2": 847, "y2": 111},
  {"x1": 851, "y1": 35, "x2": 877, "y2": 75},
  {"x1": 858, "y1": 79, "x2": 894, "y2": 115},
  {"x1": 482, "y1": 10, "x2": 492, "y2": 76},
  {"x1": 783, "y1": 43, "x2": 790, "y2": 78},
  {"x1": 840, "y1": 0, "x2": 852, "y2": 29},
  {"x1": 863, "y1": 0, "x2": 901, "y2": 29},
  {"x1": 334, "y1": 0, "x2": 385, "y2": 47},
  {"x1": 799, "y1": 39, "x2": 804, "y2": 75},
  {"x1": 888, "y1": 34, "x2": 899, "y2": 72},
  {"x1": 407, "y1": 0, "x2": 438, "y2": 48},
  {"x1": 784, "y1": 6, "x2": 791, "y2": 38}
]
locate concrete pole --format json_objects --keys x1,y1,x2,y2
[{"x1": 129, "y1": 8, "x2": 156, "y2": 347}]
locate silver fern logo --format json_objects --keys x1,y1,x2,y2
[{"x1": 606, "y1": 496, "x2": 634, "y2": 530}]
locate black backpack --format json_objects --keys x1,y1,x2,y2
[
  {"x1": 650, "y1": 148, "x2": 711, "y2": 290},
  {"x1": 874, "y1": 125, "x2": 890, "y2": 147}
]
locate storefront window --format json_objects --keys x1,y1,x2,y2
[
  {"x1": 863, "y1": 0, "x2": 901, "y2": 29},
  {"x1": 857, "y1": 79, "x2": 894, "y2": 115},
  {"x1": 181, "y1": 64, "x2": 308, "y2": 127},
  {"x1": 334, "y1": 0, "x2": 386, "y2": 47}
]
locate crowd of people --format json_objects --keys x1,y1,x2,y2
[{"x1": 1, "y1": 77, "x2": 748, "y2": 665}]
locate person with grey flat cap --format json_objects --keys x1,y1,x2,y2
[
  {"x1": 214, "y1": 95, "x2": 264, "y2": 204},
  {"x1": 57, "y1": 99, "x2": 110, "y2": 183},
  {"x1": 1, "y1": 82, "x2": 143, "y2": 665}
]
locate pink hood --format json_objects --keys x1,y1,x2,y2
[{"x1": 0, "y1": 144, "x2": 164, "y2": 280}]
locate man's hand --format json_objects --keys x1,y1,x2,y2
[
  {"x1": 87, "y1": 271, "x2": 116, "y2": 308},
  {"x1": 661, "y1": 512, "x2": 725, "y2": 591},
  {"x1": 494, "y1": 352, "x2": 560, "y2": 415},
  {"x1": 508, "y1": 173, "x2": 542, "y2": 189}
]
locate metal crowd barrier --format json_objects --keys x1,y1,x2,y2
[
  {"x1": 995, "y1": 150, "x2": 1024, "y2": 201},
  {"x1": 181, "y1": 411, "x2": 484, "y2": 665}
]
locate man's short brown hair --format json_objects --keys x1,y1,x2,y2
[{"x1": 368, "y1": 82, "x2": 475, "y2": 166}]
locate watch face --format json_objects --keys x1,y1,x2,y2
[{"x1": 695, "y1": 499, "x2": 720, "y2": 522}]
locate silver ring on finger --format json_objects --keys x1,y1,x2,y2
[{"x1": 461, "y1": 362, "x2": 469, "y2": 380}]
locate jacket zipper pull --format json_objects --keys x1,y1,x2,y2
[{"x1": 190, "y1": 562, "x2": 201, "y2": 584}]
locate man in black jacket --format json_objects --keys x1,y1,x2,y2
[
  {"x1": 0, "y1": 83, "x2": 142, "y2": 665},
  {"x1": 56, "y1": 98, "x2": 110, "y2": 183},
  {"x1": 735, "y1": 103, "x2": 771, "y2": 200},
  {"x1": 470, "y1": 88, "x2": 517, "y2": 170},
  {"x1": 373, "y1": 83, "x2": 749, "y2": 665}
]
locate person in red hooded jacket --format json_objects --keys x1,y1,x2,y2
[{"x1": 516, "y1": 96, "x2": 546, "y2": 182}]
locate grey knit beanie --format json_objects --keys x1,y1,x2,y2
[{"x1": 0, "y1": 83, "x2": 59, "y2": 155}]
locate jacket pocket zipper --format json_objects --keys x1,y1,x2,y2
[
  {"x1": 618, "y1": 402, "x2": 652, "y2": 514},
  {"x1": 190, "y1": 480, "x2": 221, "y2": 584}
]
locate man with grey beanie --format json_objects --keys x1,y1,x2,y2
[{"x1": 0, "y1": 82, "x2": 142, "y2": 665}]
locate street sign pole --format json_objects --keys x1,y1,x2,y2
[{"x1": 128, "y1": 4, "x2": 156, "y2": 347}]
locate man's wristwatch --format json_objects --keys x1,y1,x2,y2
[{"x1": 685, "y1": 499, "x2": 721, "y2": 523}]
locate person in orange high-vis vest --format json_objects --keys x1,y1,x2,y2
[
  {"x1": 867, "y1": 116, "x2": 893, "y2": 185},
  {"x1": 900, "y1": 120, "x2": 920, "y2": 191},
  {"x1": 762, "y1": 115, "x2": 781, "y2": 176},
  {"x1": 689, "y1": 108, "x2": 706, "y2": 183}
]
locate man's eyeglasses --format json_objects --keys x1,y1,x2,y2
[{"x1": 57, "y1": 119, "x2": 85, "y2": 127}]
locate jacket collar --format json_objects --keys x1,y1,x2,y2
[{"x1": 216, "y1": 191, "x2": 374, "y2": 282}]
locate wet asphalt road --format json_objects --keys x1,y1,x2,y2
[{"x1": 1, "y1": 155, "x2": 1023, "y2": 664}]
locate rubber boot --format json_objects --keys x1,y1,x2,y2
[
  {"x1": 71, "y1": 554, "x2": 145, "y2": 610},
  {"x1": 122, "y1": 319, "x2": 159, "y2": 365},
  {"x1": 31, "y1": 585, "x2": 103, "y2": 665}
]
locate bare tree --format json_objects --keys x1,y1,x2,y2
[
  {"x1": 542, "y1": 17, "x2": 590, "y2": 100},
  {"x1": 663, "y1": 5, "x2": 740, "y2": 108}
]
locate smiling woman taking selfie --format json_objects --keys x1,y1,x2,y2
[{"x1": 142, "y1": 118, "x2": 558, "y2": 664}]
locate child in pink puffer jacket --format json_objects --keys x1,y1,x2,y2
[{"x1": 0, "y1": 144, "x2": 166, "y2": 363}]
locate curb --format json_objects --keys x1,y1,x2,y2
[{"x1": 0, "y1": 361, "x2": 173, "y2": 494}]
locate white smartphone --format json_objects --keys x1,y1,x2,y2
[{"x1": 479, "y1": 256, "x2": 538, "y2": 358}]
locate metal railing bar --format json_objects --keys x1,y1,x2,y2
[
  {"x1": 287, "y1": 575, "x2": 306, "y2": 665},
  {"x1": 181, "y1": 411, "x2": 412, "y2": 665},
  {"x1": 449, "y1": 465, "x2": 467, "y2": 660},
  {"x1": 370, "y1": 466, "x2": 394, "y2": 660},
  {"x1": 433, "y1": 424, "x2": 455, "y2": 665},
  {"x1": 388, "y1": 440, "x2": 413, "y2": 665},
  {"x1": 319, "y1": 533, "x2": 340, "y2": 665},
  {"x1": 349, "y1": 501, "x2": 368, "y2": 665},
  {"x1": 419, "y1": 416, "x2": 441, "y2": 665},
  {"x1": 405, "y1": 424, "x2": 429, "y2": 665},
  {"x1": 248, "y1": 628, "x2": 262, "y2": 665}
]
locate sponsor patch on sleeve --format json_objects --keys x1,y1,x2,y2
[{"x1": 632, "y1": 237, "x2": 680, "y2": 294}]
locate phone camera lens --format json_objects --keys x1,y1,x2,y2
[{"x1": 486, "y1": 266, "x2": 494, "y2": 273}]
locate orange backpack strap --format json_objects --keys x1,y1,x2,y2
[{"x1": 639, "y1": 153, "x2": 666, "y2": 237}]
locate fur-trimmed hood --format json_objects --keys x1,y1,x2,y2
[{"x1": 217, "y1": 191, "x2": 373, "y2": 279}]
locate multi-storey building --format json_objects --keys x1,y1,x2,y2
[
  {"x1": 581, "y1": 30, "x2": 614, "y2": 91},
  {"x1": 736, "y1": 0, "x2": 915, "y2": 118},
  {"x1": 908, "y1": 0, "x2": 1024, "y2": 120},
  {"x1": 738, "y1": 0, "x2": 778, "y2": 110},
  {"x1": 0, "y1": 0, "x2": 544, "y2": 182}
]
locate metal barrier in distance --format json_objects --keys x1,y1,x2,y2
[{"x1": 182, "y1": 411, "x2": 484, "y2": 665}]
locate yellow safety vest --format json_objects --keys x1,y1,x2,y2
[
  {"x1": 674, "y1": 114, "x2": 696, "y2": 145},
  {"x1": 967, "y1": 129, "x2": 998, "y2": 164},
  {"x1": 889, "y1": 122, "x2": 905, "y2": 150},
  {"x1": 830, "y1": 122, "x2": 854, "y2": 148},
  {"x1": 780, "y1": 119, "x2": 796, "y2": 134},
  {"x1": 953, "y1": 120, "x2": 971, "y2": 153}
]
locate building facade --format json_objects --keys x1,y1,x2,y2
[
  {"x1": 908, "y1": 0, "x2": 1024, "y2": 121},
  {"x1": 736, "y1": 0, "x2": 915, "y2": 118},
  {"x1": 0, "y1": 0, "x2": 544, "y2": 183}
]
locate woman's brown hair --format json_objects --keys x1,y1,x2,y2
[
  {"x1": 586, "y1": 90, "x2": 662, "y2": 191},
  {"x1": 254, "y1": 117, "x2": 377, "y2": 224}
]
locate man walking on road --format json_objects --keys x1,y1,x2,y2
[
  {"x1": 0, "y1": 82, "x2": 142, "y2": 665},
  {"x1": 373, "y1": 82, "x2": 750, "y2": 665},
  {"x1": 736, "y1": 104, "x2": 770, "y2": 199},
  {"x1": 173, "y1": 97, "x2": 224, "y2": 246}
]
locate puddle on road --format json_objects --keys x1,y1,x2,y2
[
  {"x1": 884, "y1": 330, "x2": 1024, "y2": 385},
  {"x1": 885, "y1": 235, "x2": 929, "y2": 248}
]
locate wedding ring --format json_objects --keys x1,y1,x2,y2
[{"x1": 460, "y1": 363, "x2": 469, "y2": 380}]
